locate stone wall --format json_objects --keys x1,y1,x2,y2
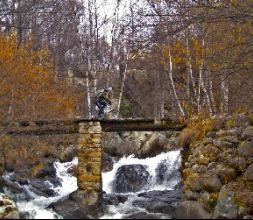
[
  {"x1": 77, "y1": 122, "x2": 102, "y2": 207},
  {"x1": 181, "y1": 114, "x2": 253, "y2": 219}
]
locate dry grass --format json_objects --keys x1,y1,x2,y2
[{"x1": 0, "y1": 136, "x2": 61, "y2": 172}]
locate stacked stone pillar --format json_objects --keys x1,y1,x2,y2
[{"x1": 77, "y1": 121, "x2": 102, "y2": 206}]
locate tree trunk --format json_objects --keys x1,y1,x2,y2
[{"x1": 168, "y1": 48, "x2": 185, "y2": 117}]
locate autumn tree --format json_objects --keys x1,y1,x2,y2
[{"x1": 0, "y1": 34, "x2": 81, "y2": 123}]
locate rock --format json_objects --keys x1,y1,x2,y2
[
  {"x1": 67, "y1": 165, "x2": 78, "y2": 177},
  {"x1": 206, "y1": 131, "x2": 217, "y2": 139},
  {"x1": 173, "y1": 201, "x2": 211, "y2": 219},
  {"x1": 238, "y1": 139, "x2": 253, "y2": 158},
  {"x1": 103, "y1": 193, "x2": 128, "y2": 206},
  {"x1": 133, "y1": 199, "x2": 175, "y2": 215},
  {"x1": 218, "y1": 136, "x2": 240, "y2": 146},
  {"x1": 140, "y1": 132, "x2": 167, "y2": 158},
  {"x1": 184, "y1": 162, "x2": 191, "y2": 169},
  {"x1": 102, "y1": 153, "x2": 113, "y2": 172},
  {"x1": 213, "y1": 185, "x2": 238, "y2": 219},
  {"x1": 59, "y1": 146, "x2": 77, "y2": 163},
  {"x1": 243, "y1": 215, "x2": 253, "y2": 219},
  {"x1": 69, "y1": 190, "x2": 103, "y2": 218},
  {"x1": 164, "y1": 137, "x2": 178, "y2": 151},
  {"x1": 184, "y1": 191, "x2": 200, "y2": 200},
  {"x1": 213, "y1": 140, "x2": 234, "y2": 149},
  {"x1": 29, "y1": 179, "x2": 57, "y2": 197},
  {"x1": 216, "y1": 164, "x2": 237, "y2": 183},
  {"x1": 2, "y1": 176, "x2": 32, "y2": 201},
  {"x1": 199, "y1": 191, "x2": 214, "y2": 213},
  {"x1": 227, "y1": 156, "x2": 247, "y2": 171},
  {"x1": 242, "y1": 127, "x2": 253, "y2": 140},
  {"x1": 201, "y1": 172, "x2": 222, "y2": 192},
  {"x1": 0, "y1": 151, "x2": 5, "y2": 175},
  {"x1": 217, "y1": 128, "x2": 242, "y2": 137},
  {"x1": 234, "y1": 114, "x2": 250, "y2": 127},
  {"x1": 207, "y1": 162, "x2": 217, "y2": 171},
  {"x1": 198, "y1": 165, "x2": 207, "y2": 173},
  {"x1": 31, "y1": 161, "x2": 56, "y2": 179},
  {"x1": 243, "y1": 164, "x2": 253, "y2": 182},
  {"x1": 0, "y1": 193, "x2": 20, "y2": 219},
  {"x1": 113, "y1": 164, "x2": 150, "y2": 193},
  {"x1": 192, "y1": 164, "x2": 200, "y2": 172},
  {"x1": 203, "y1": 138, "x2": 213, "y2": 145},
  {"x1": 138, "y1": 190, "x2": 182, "y2": 205},
  {"x1": 103, "y1": 132, "x2": 125, "y2": 157},
  {"x1": 50, "y1": 196, "x2": 88, "y2": 219},
  {"x1": 184, "y1": 173, "x2": 203, "y2": 192},
  {"x1": 123, "y1": 212, "x2": 167, "y2": 219}
]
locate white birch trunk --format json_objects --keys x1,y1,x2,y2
[
  {"x1": 186, "y1": 37, "x2": 198, "y2": 101},
  {"x1": 198, "y1": 39, "x2": 213, "y2": 115},
  {"x1": 117, "y1": 51, "x2": 129, "y2": 118},
  {"x1": 168, "y1": 49, "x2": 185, "y2": 117}
]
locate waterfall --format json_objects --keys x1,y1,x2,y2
[
  {"x1": 103, "y1": 150, "x2": 182, "y2": 194},
  {"x1": 3, "y1": 158, "x2": 78, "y2": 219}
]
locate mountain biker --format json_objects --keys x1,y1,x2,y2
[{"x1": 95, "y1": 87, "x2": 112, "y2": 119}]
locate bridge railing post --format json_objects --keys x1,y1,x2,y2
[{"x1": 77, "y1": 121, "x2": 102, "y2": 207}]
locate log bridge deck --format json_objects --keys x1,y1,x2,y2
[{"x1": 0, "y1": 118, "x2": 186, "y2": 135}]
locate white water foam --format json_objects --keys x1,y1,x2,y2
[
  {"x1": 4, "y1": 157, "x2": 78, "y2": 219},
  {"x1": 102, "y1": 150, "x2": 182, "y2": 194}
]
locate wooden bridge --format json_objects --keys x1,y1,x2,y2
[
  {"x1": 1, "y1": 118, "x2": 185, "y2": 135},
  {"x1": 0, "y1": 118, "x2": 186, "y2": 209}
]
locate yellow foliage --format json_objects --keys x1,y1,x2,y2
[
  {"x1": 178, "y1": 113, "x2": 215, "y2": 148},
  {"x1": 0, "y1": 34, "x2": 81, "y2": 122}
]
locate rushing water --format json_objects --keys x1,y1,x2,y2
[
  {"x1": 3, "y1": 150, "x2": 182, "y2": 219},
  {"x1": 100, "y1": 150, "x2": 182, "y2": 219},
  {"x1": 3, "y1": 158, "x2": 78, "y2": 219},
  {"x1": 103, "y1": 150, "x2": 182, "y2": 194}
]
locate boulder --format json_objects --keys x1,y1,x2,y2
[
  {"x1": 184, "y1": 173, "x2": 203, "y2": 192},
  {"x1": 103, "y1": 132, "x2": 142, "y2": 157},
  {"x1": 113, "y1": 164, "x2": 151, "y2": 193},
  {"x1": 50, "y1": 196, "x2": 88, "y2": 219},
  {"x1": 238, "y1": 139, "x2": 253, "y2": 158},
  {"x1": 31, "y1": 161, "x2": 56, "y2": 179},
  {"x1": 201, "y1": 172, "x2": 222, "y2": 192},
  {"x1": 103, "y1": 193, "x2": 128, "y2": 206},
  {"x1": 133, "y1": 199, "x2": 174, "y2": 215},
  {"x1": 59, "y1": 146, "x2": 77, "y2": 163},
  {"x1": 242, "y1": 126, "x2": 253, "y2": 140},
  {"x1": 140, "y1": 132, "x2": 167, "y2": 158},
  {"x1": 216, "y1": 164, "x2": 237, "y2": 183},
  {"x1": 138, "y1": 190, "x2": 182, "y2": 204},
  {"x1": 173, "y1": 201, "x2": 210, "y2": 219},
  {"x1": 29, "y1": 179, "x2": 56, "y2": 197},
  {"x1": 0, "y1": 193, "x2": 20, "y2": 219},
  {"x1": 102, "y1": 153, "x2": 113, "y2": 172},
  {"x1": 123, "y1": 212, "x2": 167, "y2": 219},
  {"x1": 243, "y1": 164, "x2": 253, "y2": 182},
  {"x1": 212, "y1": 185, "x2": 238, "y2": 219},
  {"x1": 213, "y1": 140, "x2": 234, "y2": 149}
]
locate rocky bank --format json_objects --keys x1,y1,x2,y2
[{"x1": 180, "y1": 113, "x2": 253, "y2": 219}]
